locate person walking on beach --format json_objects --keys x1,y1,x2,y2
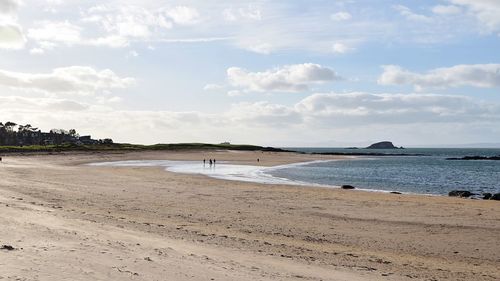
[
  {"x1": 209, "y1": 159, "x2": 213, "y2": 166},
  {"x1": 203, "y1": 159, "x2": 206, "y2": 165},
  {"x1": 213, "y1": 159, "x2": 216, "y2": 165}
]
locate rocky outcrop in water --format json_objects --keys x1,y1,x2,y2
[
  {"x1": 366, "y1": 141, "x2": 403, "y2": 149},
  {"x1": 341, "y1": 185, "x2": 355, "y2": 190},
  {"x1": 491, "y1": 193, "x2": 500, "y2": 201},
  {"x1": 447, "y1": 155, "x2": 500, "y2": 160},
  {"x1": 312, "y1": 152, "x2": 425, "y2": 156}
]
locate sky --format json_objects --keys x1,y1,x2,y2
[{"x1": 0, "y1": 0, "x2": 499, "y2": 147}]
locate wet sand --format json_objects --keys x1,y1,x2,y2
[{"x1": 0, "y1": 150, "x2": 499, "y2": 280}]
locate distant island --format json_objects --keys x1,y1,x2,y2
[{"x1": 366, "y1": 141, "x2": 404, "y2": 149}]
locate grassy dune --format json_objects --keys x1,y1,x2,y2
[{"x1": 0, "y1": 143, "x2": 289, "y2": 153}]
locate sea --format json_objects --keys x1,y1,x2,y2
[
  {"x1": 90, "y1": 148, "x2": 500, "y2": 196},
  {"x1": 273, "y1": 148, "x2": 500, "y2": 195}
]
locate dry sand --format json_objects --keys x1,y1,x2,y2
[{"x1": 0, "y1": 150, "x2": 499, "y2": 281}]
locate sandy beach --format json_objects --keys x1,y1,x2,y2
[{"x1": 0, "y1": 150, "x2": 499, "y2": 281}]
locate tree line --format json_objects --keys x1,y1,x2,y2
[{"x1": 0, "y1": 122, "x2": 111, "y2": 146}]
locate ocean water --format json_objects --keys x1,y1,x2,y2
[
  {"x1": 89, "y1": 148, "x2": 500, "y2": 196},
  {"x1": 270, "y1": 148, "x2": 500, "y2": 195}
]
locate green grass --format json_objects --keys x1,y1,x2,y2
[{"x1": 0, "y1": 143, "x2": 289, "y2": 153}]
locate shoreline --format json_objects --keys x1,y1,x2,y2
[
  {"x1": 89, "y1": 158, "x2": 344, "y2": 188},
  {"x1": 87, "y1": 157, "x2": 480, "y2": 198},
  {"x1": 1, "y1": 151, "x2": 499, "y2": 280}
]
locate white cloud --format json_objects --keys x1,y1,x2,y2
[
  {"x1": 157, "y1": 37, "x2": 228, "y2": 43},
  {"x1": 203, "y1": 83, "x2": 223, "y2": 91},
  {"x1": 17, "y1": 3, "x2": 252, "y2": 52},
  {"x1": 448, "y1": 0, "x2": 500, "y2": 33},
  {"x1": 222, "y1": 9, "x2": 237, "y2": 21},
  {"x1": 394, "y1": 5, "x2": 432, "y2": 23},
  {"x1": 236, "y1": 40, "x2": 274, "y2": 54},
  {"x1": 0, "y1": 96, "x2": 88, "y2": 111},
  {"x1": 332, "y1": 42, "x2": 354, "y2": 54},
  {"x1": 75, "y1": 5, "x2": 176, "y2": 48},
  {"x1": 44, "y1": 0, "x2": 62, "y2": 5},
  {"x1": 37, "y1": 40, "x2": 56, "y2": 50},
  {"x1": 54, "y1": 4, "x2": 204, "y2": 50},
  {"x1": 0, "y1": 0, "x2": 25, "y2": 49},
  {"x1": 27, "y1": 20, "x2": 129, "y2": 49},
  {"x1": 46, "y1": 100, "x2": 88, "y2": 111},
  {"x1": 86, "y1": 35, "x2": 128, "y2": 48},
  {"x1": 432, "y1": 5, "x2": 462, "y2": 15},
  {"x1": 29, "y1": 47, "x2": 44, "y2": 55},
  {"x1": 0, "y1": 23, "x2": 25, "y2": 49},
  {"x1": 28, "y1": 21, "x2": 81, "y2": 45},
  {"x1": 113, "y1": 20, "x2": 152, "y2": 38},
  {"x1": 17, "y1": 1, "x2": 466, "y2": 54},
  {"x1": 331, "y1": 12, "x2": 352, "y2": 21},
  {"x1": 227, "y1": 63, "x2": 341, "y2": 93},
  {"x1": 166, "y1": 6, "x2": 200, "y2": 25},
  {"x1": 223, "y1": 4, "x2": 395, "y2": 55},
  {"x1": 294, "y1": 92, "x2": 498, "y2": 124},
  {"x1": 222, "y1": 92, "x2": 500, "y2": 128},
  {"x1": 0, "y1": 66, "x2": 135, "y2": 95},
  {"x1": 43, "y1": 7, "x2": 57, "y2": 14},
  {"x1": 227, "y1": 90, "x2": 243, "y2": 97},
  {"x1": 0, "y1": 0, "x2": 18, "y2": 15},
  {"x1": 378, "y1": 64, "x2": 500, "y2": 90},
  {"x1": 223, "y1": 5, "x2": 262, "y2": 22},
  {"x1": 127, "y1": 50, "x2": 139, "y2": 58},
  {"x1": 1, "y1": 91, "x2": 500, "y2": 145},
  {"x1": 91, "y1": 6, "x2": 166, "y2": 38},
  {"x1": 228, "y1": 101, "x2": 302, "y2": 126},
  {"x1": 96, "y1": 95, "x2": 122, "y2": 104}
]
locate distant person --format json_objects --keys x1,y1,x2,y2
[
  {"x1": 257, "y1": 158, "x2": 259, "y2": 162},
  {"x1": 203, "y1": 159, "x2": 206, "y2": 165},
  {"x1": 209, "y1": 159, "x2": 213, "y2": 165},
  {"x1": 213, "y1": 159, "x2": 216, "y2": 165}
]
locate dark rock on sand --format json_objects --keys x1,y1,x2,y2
[
  {"x1": 491, "y1": 193, "x2": 500, "y2": 201},
  {"x1": 448, "y1": 190, "x2": 475, "y2": 198},
  {"x1": 341, "y1": 185, "x2": 355, "y2": 190},
  {"x1": 366, "y1": 141, "x2": 403, "y2": 149},
  {"x1": 390, "y1": 191, "x2": 402, "y2": 194},
  {"x1": 482, "y1": 193, "x2": 492, "y2": 200},
  {"x1": 1, "y1": 245, "x2": 15, "y2": 251}
]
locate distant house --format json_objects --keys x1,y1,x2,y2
[
  {"x1": 220, "y1": 142, "x2": 231, "y2": 145},
  {"x1": 79, "y1": 135, "x2": 98, "y2": 145},
  {"x1": 43, "y1": 139, "x2": 55, "y2": 145},
  {"x1": 0, "y1": 122, "x2": 107, "y2": 147},
  {"x1": 41, "y1": 133, "x2": 55, "y2": 145}
]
